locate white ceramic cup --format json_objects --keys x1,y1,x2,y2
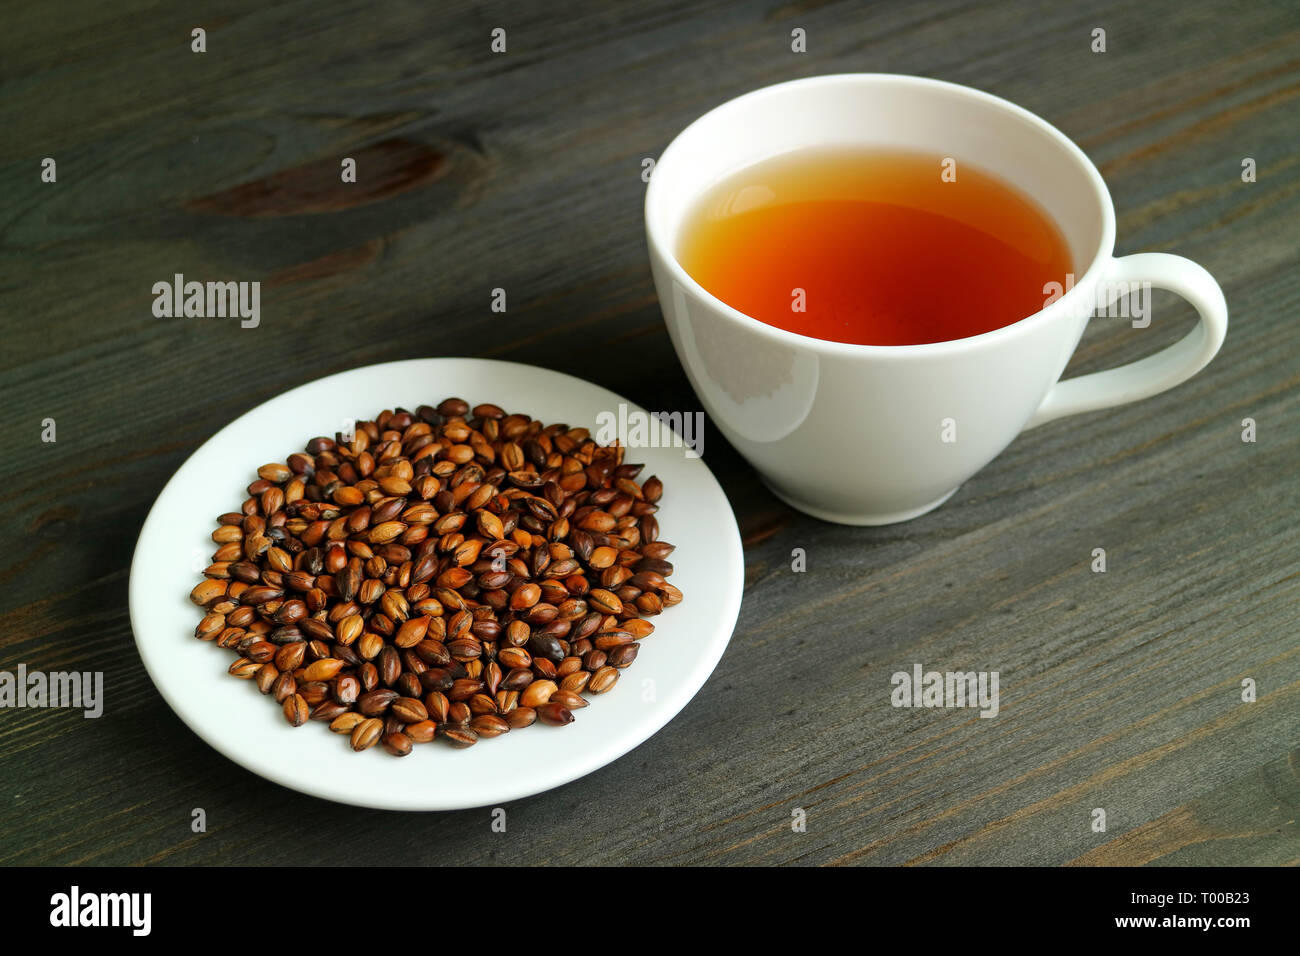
[{"x1": 645, "y1": 74, "x2": 1228, "y2": 525}]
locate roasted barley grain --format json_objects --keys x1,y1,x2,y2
[{"x1": 192, "y1": 398, "x2": 686, "y2": 753}]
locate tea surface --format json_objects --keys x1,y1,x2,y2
[{"x1": 677, "y1": 148, "x2": 1073, "y2": 346}]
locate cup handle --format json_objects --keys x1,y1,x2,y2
[{"x1": 1024, "y1": 253, "x2": 1228, "y2": 429}]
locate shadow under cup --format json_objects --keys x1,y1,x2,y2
[{"x1": 645, "y1": 74, "x2": 1116, "y2": 526}]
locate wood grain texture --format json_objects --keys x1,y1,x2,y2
[{"x1": 1, "y1": 0, "x2": 1297, "y2": 866}]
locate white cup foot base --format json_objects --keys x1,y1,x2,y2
[{"x1": 760, "y1": 480, "x2": 960, "y2": 526}]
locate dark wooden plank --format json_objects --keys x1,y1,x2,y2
[{"x1": 1, "y1": 0, "x2": 1297, "y2": 866}]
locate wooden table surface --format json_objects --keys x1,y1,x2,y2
[{"x1": 3, "y1": 0, "x2": 1297, "y2": 866}]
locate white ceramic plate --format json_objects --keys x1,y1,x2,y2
[{"x1": 130, "y1": 358, "x2": 743, "y2": 810}]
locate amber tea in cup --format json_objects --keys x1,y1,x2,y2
[
  {"x1": 648, "y1": 75, "x2": 1228, "y2": 523},
  {"x1": 677, "y1": 147, "x2": 1073, "y2": 346}
]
